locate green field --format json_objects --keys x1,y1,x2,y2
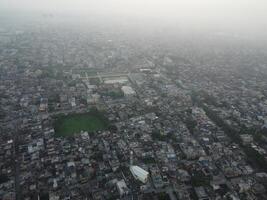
[{"x1": 54, "y1": 110, "x2": 109, "y2": 137}]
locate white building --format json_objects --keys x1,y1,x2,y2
[
  {"x1": 70, "y1": 97, "x2": 76, "y2": 107},
  {"x1": 116, "y1": 179, "x2": 129, "y2": 196},
  {"x1": 121, "y1": 86, "x2": 136, "y2": 97},
  {"x1": 130, "y1": 166, "x2": 149, "y2": 183},
  {"x1": 87, "y1": 93, "x2": 100, "y2": 104},
  {"x1": 240, "y1": 134, "x2": 253, "y2": 145}
]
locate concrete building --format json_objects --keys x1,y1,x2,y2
[
  {"x1": 130, "y1": 166, "x2": 149, "y2": 183},
  {"x1": 240, "y1": 134, "x2": 253, "y2": 145},
  {"x1": 116, "y1": 180, "x2": 129, "y2": 197},
  {"x1": 121, "y1": 86, "x2": 136, "y2": 97},
  {"x1": 194, "y1": 186, "x2": 210, "y2": 200}
]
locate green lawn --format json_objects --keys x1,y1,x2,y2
[{"x1": 54, "y1": 111, "x2": 109, "y2": 137}]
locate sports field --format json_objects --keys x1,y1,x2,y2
[{"x1": 54, "y1": 110, "x2": 109, "y2": 137}]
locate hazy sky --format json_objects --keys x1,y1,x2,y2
[{"x1": 1, "y1": 0, "x2": 267, "y2": 38}]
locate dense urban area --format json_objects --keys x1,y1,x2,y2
[{"x1": 1, "y1": 18, "x2": 267, "y2": 200}]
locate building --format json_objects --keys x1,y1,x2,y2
[
  {"x1": 116, "y1": 180, "x2": 129, "y2": 197},
  {"x1": 130, "y1": 166, "x2": 149, "y2": 183},
  {"x1": 194, "y1": 187, "x2": 210, "y2": 200},
  {"x1": 39, "y1": 98, "x2": 48, "y2": 111},
  {"x1": 240, "y1": 134, "x2": 253, "y2": 145},
  {"x1": 121, "y1": 86, "x2": 136, "y2": 97}
]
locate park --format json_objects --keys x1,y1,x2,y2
[{"x1": 54, "y1": 109, "x2": 109, "y2": 137}]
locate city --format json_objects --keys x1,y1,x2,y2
[{"x1": 1, "y1": 1, "x2": 267, "y2": 200}]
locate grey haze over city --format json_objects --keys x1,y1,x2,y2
[
  {"x1": 1, "y1": 1, "x2": 267, "y2": 200},
  {"x1": 1, "y1": 0, "x2": 267, "y2": 39}
]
